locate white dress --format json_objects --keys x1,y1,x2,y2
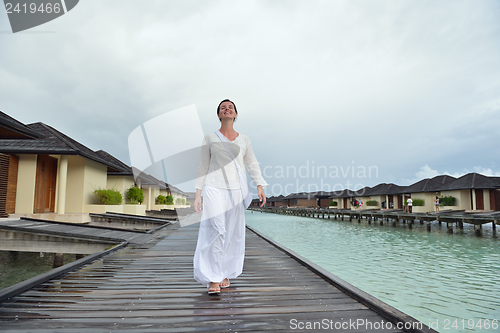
[{"x1": 193, "y1": 132, "x2": 267, "y2": 287}]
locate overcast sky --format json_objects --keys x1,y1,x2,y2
[{"x1": 1, "y1": 0, "x2": 499, "y2": 195}]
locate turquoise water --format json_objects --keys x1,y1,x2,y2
[
  {"x1": 245, "y1": 211, "x2": 500, "y2": 333},
  {"x1": 0, "y1": 251, "x2": 83, "y2": 289}
]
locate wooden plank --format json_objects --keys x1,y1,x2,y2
[{"x1": 0, "y1": 219, "x2": 433, "y2": 332}]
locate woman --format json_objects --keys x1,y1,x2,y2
[
  {"x1": 193, "y1": 99, "x2": 267, "y2": 295},
  {"x1": 435, "y1": 196, "x2": 440, "y2": 213}
]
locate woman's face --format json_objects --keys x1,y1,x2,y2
[{"x1": 218, "y1": 101, "x2": 237, "y2": 121}]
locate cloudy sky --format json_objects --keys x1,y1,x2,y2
[{"x1": 1, "y1": 0, "x2": 499, "y2": 196}]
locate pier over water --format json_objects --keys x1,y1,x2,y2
[{"x1": 0, "y1": 213, "x2": 433, "y2": 332}]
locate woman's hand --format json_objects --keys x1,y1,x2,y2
[
  {"x1": 194, "y1": 189, "x2": 202, "y2": 214},
  {"x1": 257, "y1": 185, "x2": 266, "y2": 207}
]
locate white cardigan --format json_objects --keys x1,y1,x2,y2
[{"x1": 195, "y1": 132, "x2": 268, "y2": 190}]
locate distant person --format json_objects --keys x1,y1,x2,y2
[
  {"x1": 435, "y1": 196, "x2": 439, "y2": 213},
  {"x1": 407, "y1": 197, "x2": 413, "y2": 213},
  {"x1": 194, "y1": 99, "x2": 267, "y2": 295}
]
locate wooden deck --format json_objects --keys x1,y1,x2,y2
[
  {"x1": 256, "y1": 207, "x2": 499, "y2": 236},
  {"x1": 0, "y1": 217, "x2": 159, "y2": 245},
  {"x1": 0, "y1": 214, "x2": 433, "y2": 332}
]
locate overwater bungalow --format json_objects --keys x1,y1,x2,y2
[
  {"x1": 0, "y1": 111, "x2": 187, "y2": 220},
  {"x1": 266, "y1": 194, "x2": 286, "y2": 207},
  {"x1": 0, "y1": 111, "x2": 134, "y2": 221},
  {"x1": 284, "y1": 192, "x2": 317, "y2": 207},
  {"x1": 132, "y1": 167, "x2": 188, "y2": 211},
  {"x1": 438, "y1": 173, "x2": 500, "y2": 211},
  {"x1": 319, "y1": 174, "x2": 500, "y2": 213},
  {"x1": 328, "y1": 188, "x2": 369, "y2": 210}
]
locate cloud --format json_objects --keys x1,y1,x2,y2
[
  {"x1": 1, "y1": 0, "x2": 499, "y2": 192},
  {"x1": 416, "y1": 164, "x2": 440, "y2": 179}
]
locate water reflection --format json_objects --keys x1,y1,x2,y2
[
  {"x1": 0, "y1": 251, "x2": 85, "y2": 289},
  {"x1": 245, "y1": 211, "x2": 500, "y2": 333}
]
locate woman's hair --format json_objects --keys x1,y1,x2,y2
[{"x1": 217, "y1": 99, "x2": 237, "y2": 122}]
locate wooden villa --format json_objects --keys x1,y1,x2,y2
[{"x1": 0, "y1": 111, "x2": 187, "y2": 221}]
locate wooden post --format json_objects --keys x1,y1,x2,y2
[
  {"x1": 446, "y1": 222, "x2": 453, "y2": 234},
  {"x1": 53, "y1": 253, "x2": 64, "y2": 268},
  {"x1": 492, "y1": 221, "x2": 497, "y2": 231},
  {"x1": 426, "y1": 221, "x2": 431, "y2": 231},
  {"x1": 474, "y1": 224, "x2": 482, "y2": 236}
]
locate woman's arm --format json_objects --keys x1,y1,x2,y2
[
  {"x1": 194, "y1": 136, "x2": 210, "y2": 213},
  {"x1": 243, "y1": 138, "x2": 267, "y2": 207},
  {"x1": 243, "y1": 139, "x2": 268, "y2": 189},
  {"x1": 257, "y1": 185, "x2": 266, "y2": 207},
  {"x1": 194, "y1": 188, "x2": 203, "y2": 214}
]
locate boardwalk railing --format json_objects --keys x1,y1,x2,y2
[{"x1": 250, "y1": 207, "x2": 500, "y2": 236}]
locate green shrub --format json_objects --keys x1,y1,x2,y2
[
  {"x1": 186, "y1": 201, "x2": 191, "y2": 206},
  {"x1": 329, "y1": 201, "x2": 338, "y2": 206},
  {"x1": 126, "y1": 186, "x2": 144, "y2": 204},
  {"x1": 182, "y1": 198, "x2": 186, "y2": 204},
  {"x1": 93, "y1": 188, "x2": 123, "y2": 205},
  {"x1": 156, "y1": 195, "x2": 167, "y2": 205},
  {"x1": 366, "y1": 200, "x2": 378, "y2": 206},
  {"x1": 166, "y1": 195, "x2": 174, "y2": 205},
  {"x1": 413, "y1": 199, "x2": 425, "y2": 206},
  {"x1": 439, "y1": 196, "x2": 456, "y2": 206},
  {"x1": 176, "y1": 198, "x2": 183, "y2": 205}
]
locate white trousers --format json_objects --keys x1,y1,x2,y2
[{"x1": 193, "y1": 185, "x2": 246, "y2": 287}]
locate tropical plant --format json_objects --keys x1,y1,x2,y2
[
  {"x1": 439, "y1": 196, "x2": 456, "y2": 206},
  {"x1": 166, "y1": 194, "x2": 174, "y2": 205},
  {"x1": 126, "y1": 186, "x2": 144, "y2": 204},
  {"x1": 413, "y1": 199, "x2": 425, "y2": 206},
  {"x1": 329, "y1": 201, "x2": 338, "y2": 206},
  {"x1": 366, "y1": 200, "x2": 378, "y2": 206},
  {"x1": 93, "y1": 188, "x2": 123, "y2": 205},
  {"x1": 156, "y1": 195, "x2": 167, "y2": 205}
]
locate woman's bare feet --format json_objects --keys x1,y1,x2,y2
[
  {"x1": 220, "y1": 278, "x2": 230, "y2": 289},
  {"x1": 208, "y1": 282, "x2": 220, "y2": 295}
]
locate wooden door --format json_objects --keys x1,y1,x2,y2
[
  {"x1": 475, "y1": 189, "x2": 484, "y2": 210},
  {"x1": 34, "y1": 155, "x2": 58, "y2": 213},
  {"x1": 491, "y1": 189, "x2": 500, "y2": 211},
  {"x1": 397, "y1": 195, "x2": 403, "y2": 209},
  {"x1": 0, "y1": 153, "x2": 8, "y2": 217},
  {"x1": 496, "y1": 190, "x2": 500, "y2": 211},
  {"x1": 343, "y1": 197, "x2": 347, "y2": 208}
]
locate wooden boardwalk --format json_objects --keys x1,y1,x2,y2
[
  {"x1": 256, "y1": 207, "x2": 499, "y2": 236},
  {"x1": 0, "y1": 218, "x2": 158, "y2": 245},
  {"x1": 0, "y1": 214, "x2": 432, "y2": 332}
]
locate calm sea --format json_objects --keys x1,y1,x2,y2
[{"x1": 245, "y1": 211, "x2": 500, "y2": 333}]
